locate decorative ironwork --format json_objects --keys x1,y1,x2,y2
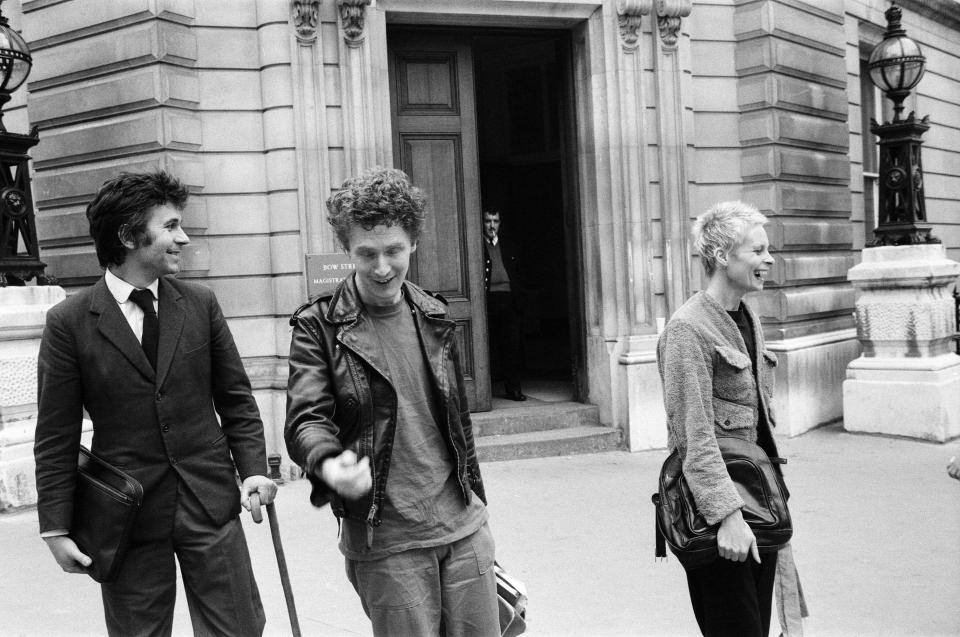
[
  {"x1": 0, "y1": 0, "x2": 32, "y2": 133},
  {"x1": 616, "y1": 0, "x2": 653, "y2": 50},
  {"x1": 0, "y1": 127, "x2": 55, "y2": 286},
  {"x1": 656, "y1": 0, "x2": 692, "y2": 49},
  {"x1": 0, "y1": 4, "x2": 49, "y2": 286},
  {"x1": 337, "y1": 0, "x2": 371, "y2": 47},
  {"x1": 866, "y1": 5, "x2": 936, "y2": 247},
  {"x1": 867, "y1": 113, "x2": 936, "y2": 246},
  {"x1": 292, "y1": 0, "x2": 320, "y2": 45}
]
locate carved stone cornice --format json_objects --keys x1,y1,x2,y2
[
  {"x1": 338, "y1": 0, "x2": 372, "y2": 47},
  {"x1": 616, "y1": 0, "x2": 653, "y2": 51},
  {"x1": 655, "y1": 0, "x2": 691, "y2": 49},
  {"x1": 291, "y1": 0, "x2": 320, "y2": 45}
]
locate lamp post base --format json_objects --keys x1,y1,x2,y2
[
  {"x1": 844, "y1": 244, "x2": 960, "y2": 442},
  {"x1": 843, "y1": 354, "x2": 960, "y2": 442}
]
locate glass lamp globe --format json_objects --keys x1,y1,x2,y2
[{"x1": 868, "y1": 5, "x2": 925, "y2": 119}]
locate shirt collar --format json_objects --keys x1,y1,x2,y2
[
  {"x1": 105, "y1": 268, "x2": 159, "y2": 304},
  {"x1": 487, "y1": 234, "x2": 499, "y2": 246}
]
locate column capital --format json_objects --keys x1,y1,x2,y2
[
  {"x1": 291, "y1": 0, "x2": 320, "y2": 45},
  {"x1": 655, "y1": 0, "x2": 691, "y2": 49},
  {"x1": 337, "y1": 0, "x2": 372, "y2": 47},
  {"x1": 616, "y1": 0, "x2": 653, "y2": 50}
]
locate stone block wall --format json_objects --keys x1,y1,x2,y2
[
  {"x1": 732, "y1": 0, "x2": 859, "y2": 435},
  {"x1": 20, "y1": 0, "x2": 309, "y2": 463}
]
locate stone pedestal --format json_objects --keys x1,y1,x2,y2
[
  {"x1": 0, "y1": 286, "x2": 78, "y2": 510},
  {"x1": 843, "y1": 244, "x2": 960, "y2": 441}
]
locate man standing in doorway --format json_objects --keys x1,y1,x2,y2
[
  {"x1": 482, "y1": 208, "x2": 526, "y2": 401},
  {"x1": 286, "y1": 167, "x2": 498, "y2": 636},
  {"x1": 34, "y1": 170, "x2": 276, "y2": 636}
]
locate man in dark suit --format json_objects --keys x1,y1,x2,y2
[
  {"x1": 34, "y1": 171, "x2": 276, "y2": 636},
  {"x1": 482, "y1": 208, "x2": 526, "y2": 401}
]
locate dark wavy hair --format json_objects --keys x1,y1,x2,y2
[
  {"x1": 86, "y1": 171, "x2": 189, "y2": 267},
  {"x1": 326, "y1": 167, "x2": 426, "y2": 250}
]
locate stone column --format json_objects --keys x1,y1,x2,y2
[
  {"x1": 843, "y1": 244, "x2": 960, "y2": 441},
  {"x1": 0, "y1": 286, "x2": 88, "y2": 510}
]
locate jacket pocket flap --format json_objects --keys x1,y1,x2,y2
[
  {"x1": 713, "y1": 397, "x2": 754, "y2": 430},
  {"x1": 762, "y1": 349, "x2": 778, "y2": 366},
  {"x1": 715, "y1": 346, "x2": 751, "y2": 370}
]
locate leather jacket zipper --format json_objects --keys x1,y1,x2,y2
[{"x1": 366, "y1": 503, "x2": 377, "y2": 548}]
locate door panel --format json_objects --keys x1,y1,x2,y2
[{"x1": 389, "y1": 32, "x2": 491, "y2": 411}]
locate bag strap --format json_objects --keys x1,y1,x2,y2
[{"x1": 651, "y1": 493, "x2": 666, "y2": 560}]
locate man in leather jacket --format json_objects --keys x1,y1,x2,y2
[{"x1": 285, "y1": 167, "x2": 498, "y2": 636}]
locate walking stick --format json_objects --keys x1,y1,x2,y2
[{"x1": 250, "y1": 493, "x2": 303, "y2": 637}]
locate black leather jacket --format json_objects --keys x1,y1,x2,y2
[{"x1": 284, "y1": 274, "x2": 486, "y2": 528}]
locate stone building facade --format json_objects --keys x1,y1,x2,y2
[{"x1": 7, "y1": 0, "x2": 960, "y2": 479}]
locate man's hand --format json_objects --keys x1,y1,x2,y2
[
  {"x1": 717, "y1": 509, "x2": 760, "y2": 563},
  {"x1": 240, "y1": 475, "x2": 278, "y2": 511},
  {"x1": 44, "y1": 535, "x2": 92, "y2": 574},
  {"x1": 320, "y1": 450, "x2": 372, "y2": 500},
  {"x1": 948, "y1": 456, "x2": 960, "y2": 481}
]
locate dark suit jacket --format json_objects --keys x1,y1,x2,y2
[{"x1": 34, "y1": 275, "x2": 266, "y2": 541}]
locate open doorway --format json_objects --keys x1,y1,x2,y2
[{"x1": 473, "y1": 32, "x2": 582, "y2": 404}]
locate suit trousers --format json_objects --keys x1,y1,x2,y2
[
  {"x1": 345, "y1": 522, "x2": 499, "y2": 637},
  {"x1": 685, "y1": 551, "x2": 778, "y2": 637},
  {"x1": 101, "y1": 478, "x2": 265, "y2": 637},
  {"x1": 486, "y1": 292, "x2": 523, "y2": 394}
]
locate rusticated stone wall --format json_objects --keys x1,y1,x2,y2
[{"x1": 733, "y1": 0, "x2": 860, "y2": 434}]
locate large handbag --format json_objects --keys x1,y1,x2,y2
[
  {"x1": 70, "y1": 446, "x2": 144, "y2": 583},
  {"x1": 495, "y1": 562, "x2": 527, "y2": 637},
  {"x1": 651, "y1": 435, "x2": 792, "y2": 569}
]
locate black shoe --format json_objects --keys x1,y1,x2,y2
[{"x1": 506, "y1": 391, "x2": 527, "y2": 402}]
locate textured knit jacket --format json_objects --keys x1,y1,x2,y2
[
  {"x1": 285, "y1": 273, "x2": 486, "y2": 528},
  {"x1": 656, "y1": 290, "x2": 779, "y2": 526}
]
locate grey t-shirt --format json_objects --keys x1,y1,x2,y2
[{"x1": 340, "y1": 297, "x2": 487, "y2": 560}]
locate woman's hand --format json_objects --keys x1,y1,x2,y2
[{"x1": 717, "y1": 509, "x2": 760, "y2": 563}]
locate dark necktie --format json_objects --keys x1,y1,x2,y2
[{"x1": 129, "y1": 288, "x2": 158, "y2": 370}]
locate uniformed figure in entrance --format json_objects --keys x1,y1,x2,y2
[
  {"x1": 285, "y1": 167, "x2": 499, "y2": 636},
  {"x1": 482, "y1": 208, "x2": 526, "y2": 401}
]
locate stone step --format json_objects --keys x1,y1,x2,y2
[
  {"x1": 477, "y1": 425, "x2": 622, "y2": 462},
  {"x1": 470, "y1": 401, "x2": 599, "y2": 437}
]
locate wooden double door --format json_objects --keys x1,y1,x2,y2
[
  {"x1": 389, "y1": 31, "x2": 491, "y2": 410},
  {"x1": 388, "y1": 29, "x2": 583, "y2": 413}
]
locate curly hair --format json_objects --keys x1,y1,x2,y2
[
  {"x1": 692, "y1": 201, "x2": 768, "y2": 276},
  {"x1": 86, "y1": 171, "x2": 189, "y2": 267},
  {"x1": 327, "y1": 167, "x2": 427, "y2": 250}
]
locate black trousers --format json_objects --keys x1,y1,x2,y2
[
  {"x1": 487, "y1": 291, "x2": 523, "y2": 394},
  {"x1": 101, "y1": 479, "x2": 265, "y2": 637},
  {"x1": 685, "y1": 551, "x2": 778, "y2": 637}
]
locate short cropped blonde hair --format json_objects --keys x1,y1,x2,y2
[{"x1": 692, "y1": 201, "x2": 768, "y2": 276}]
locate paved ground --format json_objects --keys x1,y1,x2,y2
[{"x1": 2, "y1": 423, "x2": 958, "y2": 636}]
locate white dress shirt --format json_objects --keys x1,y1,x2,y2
[{"x1": 105, "y1": 269, "x2": 159, "y2": 344}]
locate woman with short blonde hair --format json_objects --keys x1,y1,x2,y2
[{"x1": 656, "y1": 200, "x2": 801, "y2": 636}]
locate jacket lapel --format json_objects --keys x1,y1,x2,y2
[
  {"x1": 91, "y1": 277, "x2": 156, "y2": 382},
  {"x1": 155, "y1": 277, "x2": 185, "y2": 389}
]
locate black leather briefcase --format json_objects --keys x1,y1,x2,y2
[
  {"x1": 70, "y1": 446, "x2": 144, "y2": 583},
  {"x1": 652, "y1": 435, "x2": 792, "y2": 569}
]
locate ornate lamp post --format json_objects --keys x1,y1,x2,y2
[
  {"x1": 866, "y1": 4, "x2": 933, "y2": 247},
  {"x1": 843, "y1": 4, "x2": 960, "y2": 442},
  {"x1": 0, "y1": 0, "x2": 48, "y2": 286}
]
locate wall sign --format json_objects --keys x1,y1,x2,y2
[{"x1": 305, "y1": 253, "x2": 355, "y2": 298}]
